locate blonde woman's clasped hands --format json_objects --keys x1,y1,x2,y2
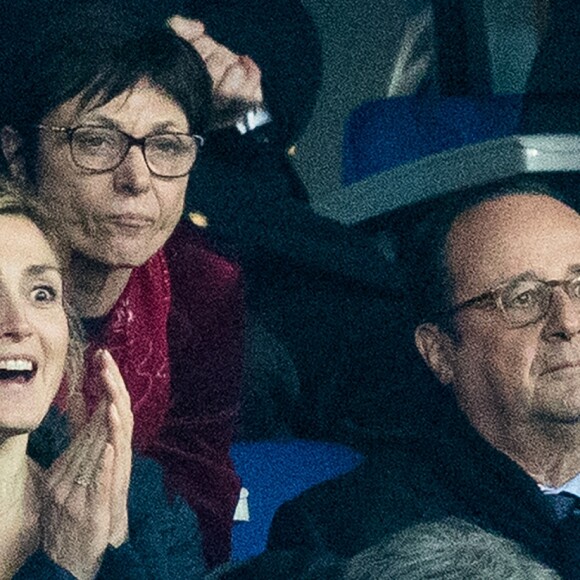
[{"x1": 37, "y1": 350, "x2": 133, "y2": 580}]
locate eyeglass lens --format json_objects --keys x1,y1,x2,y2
[
  {"x1": 500, "y1": 277, "x2": 580, "y2": 326},
  {"x1": 71, "y1": 127, "x2": 198, "y2": 177}
]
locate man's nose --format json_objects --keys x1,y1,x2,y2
[
  {"x1": 113, "y1": 145, "x2": 152, "y2": 196},
  {"x1": 542, "y1": 289, "x2": 580, "y2": 341}
]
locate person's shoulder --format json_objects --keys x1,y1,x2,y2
[
  {"x1": 267, "y1": 444, "x2": 441, "y2": 556},
  {"x1": 265, "y1": 467, "x2": 364, "y2": 557},
  {"x1": 108, "y1": 454, "x2": 206, "y2": 578},
  {"x1": 210, "y1": 548, "x2": 346, "y2": 580},
  {"x1": 271, "y1": 447, "x2": 416, "y2": 517},
  {"x1": 164, "y1": 220, "x2": 242, "y2": 289},
  {"x1": 265, "y1": 458, "x2": 380, "y2": 539}
]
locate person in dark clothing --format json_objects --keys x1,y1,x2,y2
[
  {"x1": 87, "y1": 0, "x2": 408, "y2": 443},
  {"x1": 264, "y1": 181, "x2": 580, "y2": 579},
  {"x1": 165, "y1": 0, "x2": 409, "y2": 443},
  {"x1": 0, "y1": 3, "x2": 243, "y2": 566},
  {"x1": 22, "y1": 411, "x2": 206, "y2": 580},
  {"x1": 0, "y1": 0, "x2": 408, "y2": 445},
  {"x1": 0, "y1": 185, "x2": 205, "y2": 579}
]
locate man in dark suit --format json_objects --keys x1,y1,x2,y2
[{"x1": 266, "y1": 181, "x2": 580, "y2": 579}]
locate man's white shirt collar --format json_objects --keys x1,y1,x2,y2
[{"x1": 538, "y1": 471, "x2": 580, "y2": 498}]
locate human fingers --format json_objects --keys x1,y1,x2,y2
[
  {"x1": 216, "y1": 55, "x2": 263, "y2": 105},
  {"x1": 47, "y1": 400, "x2": 109, "y2": 490},
  {"x1": 108, "y1": 399, "x2": 132, "y2": 471},
  {"x1": 99, "y1": 350, "x2": 130, "y2": 408},
  {"x1": 47, "y1": 426, "x2": 90, "y2": 490},
  {"x1": 81, "y1": 442, "x2": 114, "y2": 507},
  {"x1": 194, "y1": 37, "x2": 240, "y2": 95},
  {"x1": 68, "y1": 389, "x2": 88, "y2": 439},
  {"x1": 187, "y1": 31, "x2": 237, "y2": 64},
  {"x1": 169, "y1": 15, "x2": 265, "y2": 114},
  {"x1": 167, "y1": 15, "x2": 205, "y2": 43},
  {"x1": 42, "y1": 443, "x2": 114, "y2": 579},
  {"x1": 99, "y1": 350, "x2": 133, "y2": 442},
  {"x1": 107, "y1": 402, "x2": 132, "y2": 547},
  {"x1": 97, "y1": 351, "x2": 132, "y2": 546},
  {"x1": 51, "y1": 415, "x2": 108, "y2": 502},
  {"x1": 170, "y1": 12, "x2": 244, "y2": 90},
  {"x1": 68, "y1": 440, "x2": 113, "y2": 503}
]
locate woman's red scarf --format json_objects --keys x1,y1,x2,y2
[{"x1": 82, "y1": 249, "x2": 172, "y2": 451}]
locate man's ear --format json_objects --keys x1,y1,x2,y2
[
  {"x1": 414, "y1": 323, "x2": 455, "y2": 385},
  {"x1": 1, "y1": 126, "x2": 27, "y2": 182}
]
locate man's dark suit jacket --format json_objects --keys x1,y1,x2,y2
[{"x1": 266, "y1": 385, "x2": 580, "y2": 579}]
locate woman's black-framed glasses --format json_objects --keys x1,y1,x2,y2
[
  {"x1": 37, "y1": 125, "x2": 204, "y2": 178},
  {"x1": 449, "y1": 274, "x2": 580, "y2": 328}
]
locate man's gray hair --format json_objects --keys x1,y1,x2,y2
[{"x1": 345, "y1": 517, "x2": 561, "y2": 580}]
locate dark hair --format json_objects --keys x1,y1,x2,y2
[
  {"x1": 5, "y1": 0, "x2": 324, "y2": 147},
  {"x1": 0, "y1": 2, "x2": 212, "y2": 174},
  {"x1": 399, "y1": 176, "x2": 577, "y2": 333}
]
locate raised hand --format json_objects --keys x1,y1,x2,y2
[
  {"x1": 168, "y1": 15, "x2": 263, "y2": 128},
  {"x1": 100, "y1": 349, "x2": 133, "y2": 547},
  {"x1": 36, "y1": 349, "x2": 133, "y2": 579}
]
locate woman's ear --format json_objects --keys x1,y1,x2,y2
[
  {"x1": 1, "y1": 126, "x2": 27, "y2": 182},
  {"x1": 414, "y1": 323, "x2": 455, "y2": 385}
]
